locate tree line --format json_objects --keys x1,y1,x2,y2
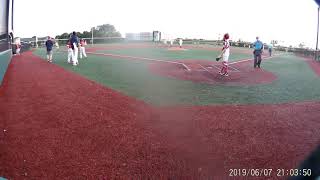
[{"x1": 55, "y1": 24, "x2": 122, "y2": 39}]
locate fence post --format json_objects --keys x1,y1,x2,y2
[{"x1": 316, "y1": 7, "x2": 319, "y2": 60}]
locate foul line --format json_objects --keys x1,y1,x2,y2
[
  {"x1": 86, "y1": 51, "x2": 191, "y2": 71},
  {"x1": 229, "y1": 53, "x2": 284, "y2": 65},
  {"x1": 197, "y1": 53, "x2": 285, "y2": 73},
  {"x1": 228, "y1": 65, "x2": 240, "y2": 72},
  {"x1": 198, "y1": 64, "x2": 216, "y2": 75},
  {"x1": 205, "y1": 64, "x2": 240, "y2": 72},
  {"x1": 209, "y1": 64, "x2": 221, "y2": 70},
  {"x1": 0, "y1": 49, "x2": 12, "y2": 56}
]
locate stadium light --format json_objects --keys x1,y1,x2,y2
[
  {"x1": 91, "y1": 27, "x2": 94, "y2": 45},
  {"x1": 314, "y1": 0, "x2": 320, "y2": 60},
  {"x1": 317, "y1": 7, "x2": 320, "y2": 60},
  {"x1": 315, "y1": 6, "x2": 320, "y2": 60}
]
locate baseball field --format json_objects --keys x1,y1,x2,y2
[{"x1": 1, "y1": 42, "x2": 320, "y2": 179}]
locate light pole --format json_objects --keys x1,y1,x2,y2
[
  {"x1": 91, "y1": 27, "x2": 94, "y2": 46},
  {"x1": 316, "y1": 7, "x2": 319, "y2": 60}
]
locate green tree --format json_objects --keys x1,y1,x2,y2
[
  {"x1": 298, "y1": 42, "x2": 305, "y2": 48},
  {"x1": 93, "y1": 24, "x2": 121, "y2": 37},
  {"x1": 55, "y1": 32, "x2": 70, "y2": 39},
  {"x1": 82, "y1": 31, "x2": 91, "y2": 38},
  {"x1": 55, "y1": 23, "x2": 121, "y2": 40}
]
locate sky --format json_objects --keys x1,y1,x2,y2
[{"x1": 14, "y1": 0, "x2": 318, "y2": 48}]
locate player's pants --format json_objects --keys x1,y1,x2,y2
[
  {"x1": 72, "y1": 45, "x2": 79, "y2": 65},
  {"x1": 16, "y1": 48, "x2": 20, "y2": 55},
  {"x1": 254, "y1": 50, "x2": 262, "y2": 67},
  {"x1": 220, "y1": 54, "x2": 229, "y2": 74},
  {"x1": 46, "y1": 50, "x2": 53, "y2": 61},
  {"x1": 79, "y1": 47, "x2": 87, "y2": 59},
  {"x1": 67, "y1": 49, "x2": 73, "y2": 63},
  {"x1": 179, "y1": 41, "x2": 183, "y2": 47},
  {"x1": 269, "y1": 49, "x2": 272, "y2": 56}
]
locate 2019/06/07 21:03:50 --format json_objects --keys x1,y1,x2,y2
[{"x1": 229, "y1": 168, "x2": 312, "y2": 177}]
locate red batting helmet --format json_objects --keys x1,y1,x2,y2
[{"x1": 223, "y1": 33, "x2": 229, "y2": 40}]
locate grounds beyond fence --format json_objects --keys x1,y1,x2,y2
[
  {"x1": 28, "y1": 37, "x2": 125, "y2": 48},
  {"x1": 293, "y1": 48, "x2": 320, "y2": 61},
  {"x1": 20, "y1": 37, "x2": 319, "y2": 61}
]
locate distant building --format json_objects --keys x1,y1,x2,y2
[
  {"x1": 125, "y1": 32, "x2": 153, "y2": 41},
  {"x1": 141, "y1": 32, "x2": 153, "y2": 41}
]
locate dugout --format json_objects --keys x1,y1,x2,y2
[{"x1": 0, "y1": 0, "x2": 14, "y2": 85}]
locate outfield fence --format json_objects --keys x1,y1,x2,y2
[
  {"x1": 19, "y1": 36, "x2": 319, "y2": 62},
  {"x1": 292, "y1": 48, "x2": 319, "y2": 61}
]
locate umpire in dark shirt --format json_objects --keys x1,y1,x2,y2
[
  {"x1": 45, "y1": 36, "x2": 54, "y2": 62},
  {"x1": 70, "y1": 31, "x2": 79, "y2": 49},
  {"x1": 252, "y1": 37, "x2": 264, "y2": 68},
  {"x1": 69, "y1": 32, "x2": 79, "y2": 65}
]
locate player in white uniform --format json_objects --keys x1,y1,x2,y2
[
  {"x1": 218, "y1": 33, "x2": 230, "y2": 76},
  {"x1": 70, "y1": 32, "x2": 79, "y2": 66},
  {"x1": 67, "y1": 40, "x2": 73, "y2": 64},
  {"x1": 55, "y1": 40, "x2": 59, "y2": 49},
  {"x1": 72, "y1": 43, "x2": 79, "y2": 65},
  {"x1": 179, "y1": 38, "x2": 183, "y2": 48},
  {"x1": 15, "y1": 38, "x2": 21, "y2": 55},
  {"x1": 79, "y1": 39, "x2": 87, "y2": 59},
  {"x1": 170, "y1": 39, "x2": 174, "y2": 47}
]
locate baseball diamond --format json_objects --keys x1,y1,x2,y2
[
  {"x1": 1, "y1": 0, "x2": 320, "y2": 179},
  {"x1": 1, "y1": 42, "x2": 320, "y2": 179}
]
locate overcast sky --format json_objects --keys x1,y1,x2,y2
[{"x1": 14, "y1": 0, "x2": 318, "y2": 48}]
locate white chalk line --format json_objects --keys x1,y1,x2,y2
[
  {"x1": 198, "y1": 64, "x2": 216, "y2": 75},
  {"x1": 198, "y1": 53, "x2": 285, "y2": 73},
  {"x1": 0, "y1": 49, "x2": 12, "y2": 56},
  {"x1": 229, "y1": 53, "x2": 284, "y2": 65},
  {"x1": 202, "y1": 64, "x2": 240, "y2": 72},
  {"x1": 86, "y1": 51, "x2": 191, "y2": 71}
]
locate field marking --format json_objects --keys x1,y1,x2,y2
[
  {"x1": 205, "y1": 64, "x2": 240, "y2": 72},
  {"x1": 229, "y1": 53, "x2": 284, "y2": 65},
  {"x1": 198, "y1": 64, "x2": 216, "y2": 75},
  {"x1": 228, "y1": 65, "x2": 240, "y2": 72},
  {"x1": 86, "y1": 51, "x2": 191, "y2": 71},
  {"x1": 0, "y1": 49, "x2": 12, "y2": 56},
  {"x1": 210, "y1": 64, "x2": 221, "y2": 70},
  {"x1": 60, "y1": 49, "x2": 285, "y2": 72}
]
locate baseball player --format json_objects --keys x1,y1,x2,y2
[
  {"x1": 15, "y1": 43, "x2": 21, "y2": 55},
  {"x1": 55, "y1": 40, "x2": 59, "y2": 49},
  {"x1": 179, "y1": 38, "x2": 183, "y2": 48},
  {"x1": 66, "y1": 40, "x2": 73, "y2": 64},
  {"x1": 70, "y1": 31, "x2": 79, "y2": 66},
  {"x1": 253, "y1": 37, "x2": 264, "y2": 68},
  {"x1": 45, "y1": 36, "x2": 54, "y2": 62},
  {"x1": 268, "y1": 44, "x2": 273, "y2": 56},
  {"x1": 14, "y1": 38, "x2": 21, "y2": 55},
  {"x1": 79, "y1": 38, "x2": 87, "y2": 59},
  {"x1": 217, "y1": 33, "x2": 230, "y2": 76},
  {"x1": 163, "y1": 39, "x2": 167, "y2": 45},
  {"x1": 170, "y1": 39, "x2": 174, "y2": 47}
]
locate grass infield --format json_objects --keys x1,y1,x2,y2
[{"x1": 33, "y1": 44, "x2": 320, "y2": 105}]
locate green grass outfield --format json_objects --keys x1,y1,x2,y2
[
  {"x1": 94, "y1": 47, "x2": 252, "y2": 62},
  {"x1": 33, "y1": 44, "x2": 320, "y2": 106}
]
